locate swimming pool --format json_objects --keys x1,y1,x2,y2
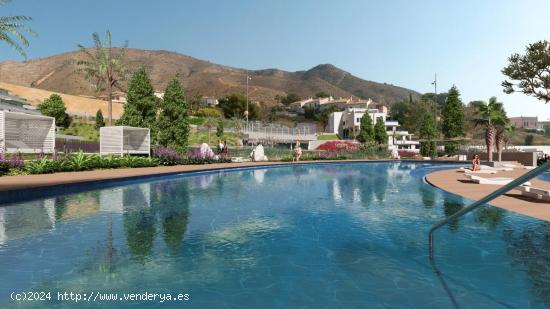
[{"x1": 0, "y1": 162, "x2": 549, "y2": 308}]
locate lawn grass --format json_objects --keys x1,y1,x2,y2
[
  {"x1": 58, "y1": 121, "x2": 99, "y2": 141},
  {"x1": 318, "y1": 134, "x2": 339, "y2": 140},
  {"x1": 189, "y1": 131, "x2": 243, "y2": 147}
]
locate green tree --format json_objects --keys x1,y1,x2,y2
[
  {"x1": 502, "y1": 40, "x2": 550, "y2": 103},
  {"x1": 473, "y1": 97, "x2": 506, "y2": 162},
  {"x1": 442, "y1": 86, "x2": 465, "y2": 154},
  {"x1": 157, "y1": 77, "x2": 190, "y2": 153},
  {"x1": 373, "y1": 116, "x2": 388, "y2": 146},
  {"x1": 188, "y1": 95, "x2": 202, "y2": 114},
  {"x1": 315, "y1": 91, "x2": 330, "y2": 98},
  {"x1": 38, "y1": 94, "x2": 71, "y2": 128},
  {"x1": 525, "y1": 134, "x2": 534, "y2": 146},
  {"x1": 421, "y1": 92, "x2": 448, "y2": 109},
  {"x1": 389, "y1": 101, "x2": 412, "y2": 126},
  {"x1": 117, "y1": 67, "x2": 158, "y2": 139},
  {"x1": 95, "y1": 109, "x2": 105, "y2": 129},
  {"x1": 218, "y1": 94, "x2": 258, "y2": 119},
  {"x1": 419, "y1": 112, "x2": 437, "y2": 157},
  {"x1": 303, "y1": 105, "x2": 319, "y2": 120},
  {"x1": 77, "y1": 31, "x2": 128, "y2": 126},
  {"x1": 216, "y1": 120, "x2": 224, "y2": 139},
  {"x1": 195, "y1": 107, "x2": 223, "y2": 118},
  {"x1": 203, "y1": 117, "x2": 215, "y2": 145},
  {"x1": 281, "y1": 93, "x2": 301, "y2": 105},
  {"x1": 0, "y1": 0, "x2": 35, "y2": 58},
  {"x1": 357, "y1": 113, "x2": 374, "y2": 144},
  {"x1": 494, "y1": 105, "x2": 510, "y2": 162}
]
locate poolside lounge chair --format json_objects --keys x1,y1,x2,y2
[
  {"x1": 458, "y1": 167, "x2": 498, "y2": 174},
  {"x1": 465, "y1": 174, "x2": 531, "y2": 186},
  {"x1": 516, "y1": 185, "x2": 550, "y2": 202},
  {"x1": 458, "y1": 165, "x2": 513, "y2": 174}
]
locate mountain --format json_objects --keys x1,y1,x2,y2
[{"x1": 0, "y1": 49, "x2": 419, "y2": 107}]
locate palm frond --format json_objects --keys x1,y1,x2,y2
[
  {"x1": 0, "y1": 9, "x2": 35, "y2": 59},
  {"x1": 75, "y1": 30, "x2": 128, "y2": 95},
  {"x1": 0, "y1": 15, "x2": 32, "y2": 23},
  {"x1": 0, "y1": 31, "x2": 26, "y2": 57}
]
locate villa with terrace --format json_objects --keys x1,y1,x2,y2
[{"x1": 327, "y1": 105, "x2": 419, "y2": 152}]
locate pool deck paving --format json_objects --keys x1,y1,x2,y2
[
  {"x1": 426, "y1": 167, "x2": 550, "y2": 222},
  {"x1": 0, "y1": 161, "x2": 293, "y2": 192}
]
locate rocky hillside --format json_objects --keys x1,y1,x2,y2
[{"x1": 0, "y1": 49, "x2": 419, "y2": 106}]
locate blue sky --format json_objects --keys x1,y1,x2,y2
[{"x1": 1, "y1": 0, "x2": 549, "y2": 118}]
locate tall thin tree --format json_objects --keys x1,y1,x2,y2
[
  {"x1": 77, "y1": 31, "x2": 128, "y2": 126},
  {"x1": 494, "y1": 104, "x2": 511, "y2": 162},
  {"x1": 0, "y1": 0, "x2": 35, "y2": 59},
  {"x1": 473, "y1": 97, "x2": 506, "y2": 162}
]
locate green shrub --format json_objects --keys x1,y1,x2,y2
[
  {"x1": 188, "y1": 116, "x2": 205, "y2": 126},
  {"x1": 195, "y1": 107, "x2": 223, "y2": 118},
  {"x1": 26, "y1": 158, "x2": 68, "y2": 174},
  {"x1": 0, "y1": 162, "x2": 10, "y2": 176},
  {"x1": 6, "y1": 168, "x2": 28, "y2": 176},
  {"x1": 119, "y1": 156, "x2": 159, "y2": 168},
  {"x1": 98, "y1": 155, "x2": 122, "y2": 169},
  {"x1": 68, "y1": 151, "x2": 97, "y2": 171}
]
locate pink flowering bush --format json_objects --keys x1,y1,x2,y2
[{"x1": 317, "y1": 141, "x2": 360, "y2": 152}]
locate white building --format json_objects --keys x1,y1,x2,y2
[
  {"x1": 327, "y1": 107, "x2": 419, "y2": 152},
  {"x1": 200, "y1": 97, "x2": 219, "y2": 107},
  {"x1": 289, "y1": 96, "x2": 373, "y2": 113}
]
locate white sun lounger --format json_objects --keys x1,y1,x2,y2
[
  {"x1": 516, "y1": 185, "x2": 550, "y2": 202},
  {"x1": 466, "y1": 174, "x2": 531, "y2": 186},
  {"x1": 458, "y1": 165, "x2": 513, "y2": 174},
  {"x1": 458, "y1": 167, "x2": 498, "y2": 174}
]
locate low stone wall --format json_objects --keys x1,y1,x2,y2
[{"x1": 471, "y1": 151, "x2": 538, "y2": 166}]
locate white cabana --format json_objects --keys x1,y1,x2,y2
[
  {"x1": 100, "y1": 126, "x2": 150, "y2": 156},
  {"x1": 0, "y1": 111, "x2": 55, "y2": 154}
]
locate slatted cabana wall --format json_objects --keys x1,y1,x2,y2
[
  {"x1": 0, "y1": 111, "x2": 55, "y2": 153},
  {"x1": 100, "y1": 126, "x2": 150, "y2": 156}
]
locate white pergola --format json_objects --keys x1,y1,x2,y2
[
  {"x1": 100, "y1": 126, "x2": 150, "y2": 156},
  {"x1": 0, "y1": 111, "x2": 55, "y2": 154}
]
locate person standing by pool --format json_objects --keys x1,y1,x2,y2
[
  {"x1": 472, "y1": 154, "x2": 481, "y2": 171},
  {"x1": 221, "y1": 140, "x2": 229, "y2": 158},
  {"x1": 217, "y1": 140, "x2": 224, "y2": 154},
  {"x1": 293, "y1": 141, "x2": 302, "y2": 162}
]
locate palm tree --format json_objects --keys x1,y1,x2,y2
[
  {"x1": 77, "y1": 31, "x2": 128, "y2": 126},
  {"x1": 203, "y1": 117, "x2": 215, "y2": 144},
  {"x1": 473, "y1": 97, "x2": 506, "y2": 162},
  {"x1": 494, "y1": 105, "x2": 511, "y2": 162},
  {"x1": 0, "y1": 0, "x2": 35, "y2": 58},
  {"x1": 233, "y1": 117, "x2": 244, "y2": 133},
  {"x1": 503, "y1": 124, "x2": 516, "y2": 150}
]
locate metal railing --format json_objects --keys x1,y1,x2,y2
[
  {"x1": 245, "y1": 124, "x2": 317, "y2": 142},
  {"x1": 428, "y1": 160, "x2": 550, "y2": 259}
]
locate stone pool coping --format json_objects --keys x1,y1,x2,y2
[{"x1": 425, "y1": 167, "x2": 550, "y2": 222}]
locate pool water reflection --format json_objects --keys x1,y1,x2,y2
[{"x1": 0, "y1": 162, "x2": 549, "y2": 308}]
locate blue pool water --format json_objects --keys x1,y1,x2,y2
[{"x1": 0, "y1": 162, "x2": 549, "y2": 308}]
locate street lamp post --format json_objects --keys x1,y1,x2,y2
[{"x1": 246, "y1": 74, "x2": 251, "y2": 130}]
